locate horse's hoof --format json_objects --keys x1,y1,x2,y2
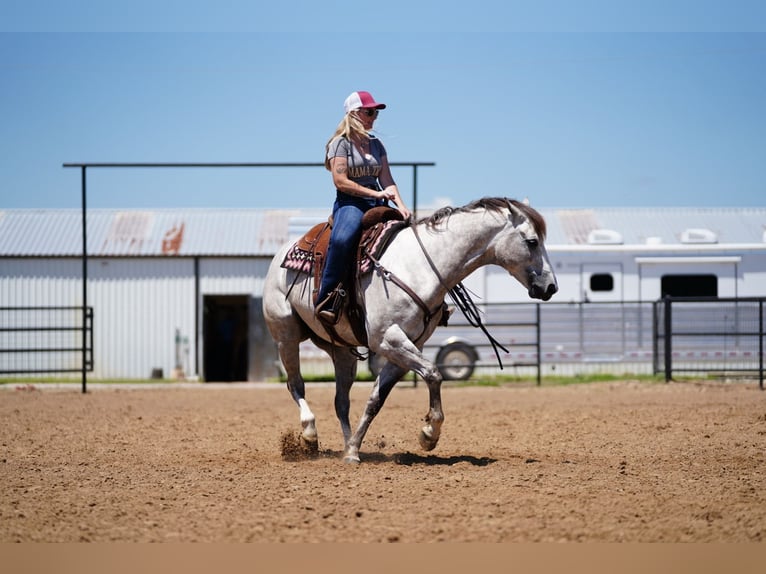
[
  {"x1": 343, "y1": 455, "x2": 361, "y2": 465},
  {"x1": 419, "y1": 428, "x2": 438, "y2": 451},
  {"x1": 300, "y1": 434, "x2": 319, "y2": 455}
]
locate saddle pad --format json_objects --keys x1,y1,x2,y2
[
  {"x1": 359, "y1": 219, "x2": 408, "y2": 274},
  {"x1": 280, "y1": 222, "x2": 330, "y2": 275}
]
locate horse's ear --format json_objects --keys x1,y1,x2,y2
[
  {"x1": 522, "y1": 197, "x2": 530, "y2": 206},
  {"x1": 507, "y1": 201, "x2": 526, "y2": 226}
]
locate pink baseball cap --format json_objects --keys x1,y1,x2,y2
[{"x1": 343, "y1": 91, "x2": 386, "y2": 114}]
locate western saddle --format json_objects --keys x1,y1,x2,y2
[{"x1": 280, "y1": 206, "x2": 408, "y2": 347}]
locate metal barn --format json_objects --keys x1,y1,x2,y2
[
  {"x1": 0, "y1": 208, "x2": 325, "y2": 381},
  {"x1": 1, "y1": 206, "x2": 764, "y2": 381}
]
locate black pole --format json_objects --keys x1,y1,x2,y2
[
  {"x1": 194, "y1": 256, "x2": 200, "y2": 377},
  {"x1": 759, "y1": 300, "x2": 763, "y2": 391},
  {"x1": 412, "y1": 164, "x2": 419, "y2": 220},
  {"x1": 536, "y1": 303, "x2": 542, "y2": 386},
  {"x1": 664, "y1": 296, "x2": 672, "y2": 383},
  {"x1": 81, "y1": 166, "x2": 88, "y2": 394},
  {"x1": 652, "y1": 301, "x2": 658, "y2": 375}
]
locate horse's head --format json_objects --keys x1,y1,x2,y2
[{"x1": 492, "y1": 199, "x2": 558, "y2": 301}]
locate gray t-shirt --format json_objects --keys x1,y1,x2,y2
[{"x1": 327, "y1": 135, "x2": 386, "y2": 191}]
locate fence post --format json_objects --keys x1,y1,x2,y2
[
  {"x1": 81, "y1": 166, "x2": 88, "y2": 394},
  {"x1": 536, "y1": 303, "x2": 541, "y2": 386},
  {"x1": 663, "y1": 296, "x2": 672, "y2": 382},
  {"x1": 760, "y1": 300, "x2": 764, "y2": 391},
  {"x1": 652, "y1": 301, "x2": 658, "y2": 375}
]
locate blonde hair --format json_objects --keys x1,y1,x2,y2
[{"x1": 324, "y1": 112, "x2": 370, "y2": 171}]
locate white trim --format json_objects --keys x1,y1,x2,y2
[
  {"x1": 635, "y1": 256, "x2": 741, "y2": 265},
  {"x1": 548, "y1": 243, "x2": 765, "y2": 253}
]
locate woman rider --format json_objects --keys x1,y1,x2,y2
[{"x1": 315, "y1": 90, "x2": 411, "y2": 323}]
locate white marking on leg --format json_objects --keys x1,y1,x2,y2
[{"x1": 298, "y1": 398, "x2": 317, "y2": 440}]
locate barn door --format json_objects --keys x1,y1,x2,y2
[{"x1": 203, "y1": 295, "x2": 249, "y2": 382}]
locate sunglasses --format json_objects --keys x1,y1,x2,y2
[{"x1": 360, "y1": 108, "x2": 379, "y2": 118}]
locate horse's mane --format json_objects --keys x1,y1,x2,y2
[{"x1": 417, "y1": 197, "x2": 547, "y2": 240}]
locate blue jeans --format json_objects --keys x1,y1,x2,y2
[{"x1": 317, "y1": 193, "x2": 382, "y2": 304}]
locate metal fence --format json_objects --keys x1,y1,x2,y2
[
  {"x1": 654, "y1": 297, "x2": 764, "y2": 388},
  {"x1": 0, "y1": 306, "x2": 93, "y2": 379},
  {"x1": 417, "y1": 301, "x2": 658, "y2": 380},
  {"x1": 1, "y1": 299, "x2": 762, "y2": 389},
  {"x1": 415, "y1": 298, "x2": 763, "y2": 387}
]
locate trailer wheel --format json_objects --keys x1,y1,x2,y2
[{"x1": 436, "y1": 342, "x2": 478, "y2": 381}]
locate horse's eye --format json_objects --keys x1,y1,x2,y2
[{"x1": 525, "y1": 238, "x2": 539, "y2": 249}]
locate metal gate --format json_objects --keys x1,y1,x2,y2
[
  {"x1": 0, "y1": 306, "x2": 93, "y2": 379},
  {"x1": 654, "y1": 297, "x2": 764, "y2": 389}
]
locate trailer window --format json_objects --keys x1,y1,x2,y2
[
  {"x1": 590, "y1": 273, "x2": 614, "y2": 292},
  {"x1": 661, "y1": 274, "x2": 718, "y2": 298}
]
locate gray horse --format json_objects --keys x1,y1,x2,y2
[{"x1": 263, "y1": 197, "x2": 558, "y2": 463}]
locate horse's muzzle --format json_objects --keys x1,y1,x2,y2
[{"x1": 527, "y1": 271, "x2": 558, "y2": 301}]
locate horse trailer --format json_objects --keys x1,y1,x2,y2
[{"x1": 414, "y1": 207, "x2": 766, "y2": 379}]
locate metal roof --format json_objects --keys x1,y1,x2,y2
[
  {"x1": 0, "y1": 206, "x2": 764, "y2": 257},
  {"x1": 0, "y1": 208, "x2": 326, "y2": 257}
]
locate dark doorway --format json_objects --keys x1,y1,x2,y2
[
  {"x1": 203, "y1": 295, "x2": 249, "y2": 382},
  {"x1": 661, "y1": 274, "x2": 718, "y2": 298}
]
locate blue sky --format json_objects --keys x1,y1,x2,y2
[{"x1": 1, "y1": 3, "x2": 765, "y2": 212}]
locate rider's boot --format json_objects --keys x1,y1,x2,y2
[{"x1": 315, "y1": 285, "x2": 345, "y2": 325}]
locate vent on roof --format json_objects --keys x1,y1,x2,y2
[
  {"x1": 680, "y1": 228, "x2": 717, "y2": 244},
  {"x1": 587, "y1": 229, "x2": 623, "y2": 245},
  {"x1": 645, "y1": 236, "x2": 663, "y2": 245}
]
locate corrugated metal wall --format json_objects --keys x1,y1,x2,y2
[
  {"x1": 0, "y1": 258, "x2": 81, "y2": 306},
  {"x1": 89, "y1": 258, "x2": 195, "y2": 379},
  {"x1": 1, "y1": 258, "x2": 83, "y2": 375},
  {"x1": 1, "y1": 256, "x2": 275, "y2": 380},
  {"x1": 199, "y1": 258, "x2": 269, "y2": 295}
]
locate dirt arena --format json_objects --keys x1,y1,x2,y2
[{"x1": 1, "y1": 380, "x2": 764, "y2": 542}]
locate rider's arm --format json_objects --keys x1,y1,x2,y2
[
  {"x1": 330, "y1": 156, "x2": 389, "y2": 202},
  {"x1": 378, "y1": 155, "x2": 411, "y2": 220}
]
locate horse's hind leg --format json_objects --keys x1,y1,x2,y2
[
  {"x1": 311, "y1": 337, "x2": 357, "y2": 447},
  {"x1": 332, "y1": 348, "x2": 358, "y2": 447},
  {"x1": 277, "y1": 340, "x2": 318, "y2": 452}
]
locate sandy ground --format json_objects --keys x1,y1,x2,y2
[{"x1": 1, "y1": 380, "x2": 765, "y2": 542}]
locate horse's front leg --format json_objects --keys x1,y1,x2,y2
[
  {"x1": 344, "y1": 324, "x2": 443, "y2": 462},
  {"x1": 344, "y1": 360, "x2": 407, "y2": 463},
  {"x1": 380, "y1": 327, "x2": 444, "y2": 451},
  {"x1": 418, "y1": 372, "x2": 444, "y2": 452}
]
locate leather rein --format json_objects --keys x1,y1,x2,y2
[
  {"x1": 362, "y1": 246, "x2": 439, "y2": 345},
  {"x1": 364, "y1": 221, "x2": 509, "y2": 368}
]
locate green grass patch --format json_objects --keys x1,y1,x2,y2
[
  {"x1": 0, "y1": 377, "x2": 194, "y2": 385},
  {"x1": 446, "y1": 372, "x2": 668, "y2": 387}
]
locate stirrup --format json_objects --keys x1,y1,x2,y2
[{"x1": 315, "y1": 285, "x2": 346, "y2": 326}]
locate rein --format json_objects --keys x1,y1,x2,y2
[
  {"x1": 410, "y1": 224, "x2": 510, "y2": 369},
  {"x1": 446, "y1": 282, "x2": 510, "y2": 369},
  {"x1": 363, "y1": 250, "x2": 438, "y2": 344},
  {"x1": 365, "y1": 222, "x2": 510, "y2": 369}
]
